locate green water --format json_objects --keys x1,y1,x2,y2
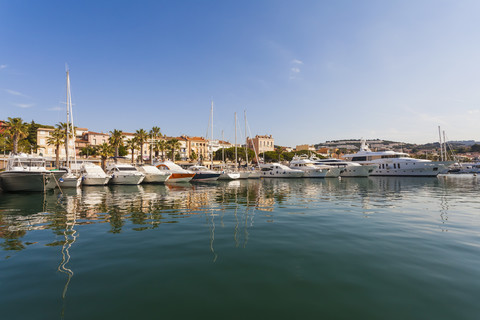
[{"x1": 1, "y1": 177, "x2": 480, "y2": 319}]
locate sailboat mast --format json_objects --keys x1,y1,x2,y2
[
  {"x1": 234, "y1": 112, "x2": 237, "y2": 168},
  {"x1": 244, "y1": 110, "x2": 248, "y2": 166},
  {"x1": 222, "y1": 130, "x2": 225, "y2": 165},
  {"x1": 443, "y1": 130, "x2": 447, "y2": 161},
  {"x1": 65, "y1": 68, "x2": 70, "y2": 167},
  {"x1": 210, "y1": 100, "x2": 214, "y2": 168},
  {"x1": 438, "y1": 126, "x2": 443, "y2": 161}
]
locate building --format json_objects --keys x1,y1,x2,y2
[
  {"x1": 83, "y1": 131, "x2": 110, "y2": 146},
  {"x1": 247, "y1": 135, "x2": 274, "y2": 154},
  {"x1": 36, "y1": 127, "x2": 76, "y2": 159},
  {"x1": 296, "y1": 144, "x2": 316, "y2": 152}
]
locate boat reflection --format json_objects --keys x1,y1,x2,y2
[{"x1": 1, "y1": 177, "x2": 477, "y2": 254}]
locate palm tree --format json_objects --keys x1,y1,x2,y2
[
  {"x1": 167, "y1": 138, "x2": 181, "y2": 162},
  {"x1": 4, "y1": 117, "x2": 28, "y2": 154},
  {"x1": 58, "y1": 122, "x2": 76, "y2": 161},
  {"x1": 275, "y1": 147, "x2": 283, "y2": 162},
  {"x1": 135, "y1": 129, "x2": 148, "y2": 164},
  {"x1": 156, "y1": 139, "x2": 167, "y2": 161},
  {"x1": 109, "y1": 129, "x2": 123, "y2": 163},
  {"x1": 125, "y1": 138, "x2": 137, "y2": 164},
  {"x1": 47, "y1": 127, "x2": 64, "y2": 168},
  {"x1": 96, "y1": 143, "x2": 113, "y2": 170},
  {"x1": 149, "y1": 126, "x2": 161, "y2": 163}
]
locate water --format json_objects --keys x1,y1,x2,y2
[{"x1": 1, "y1": 176, "x2": 480, "y2": 320}]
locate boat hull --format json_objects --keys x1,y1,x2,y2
[
  {"x1": 340, "y1": 165, "x2": 375, "y2": 177},
  {"x1": 143, "y1": 173, "x2": 171, "y2": 183},
  {"x1": 238, "y1": 172, "x2": 251, "y2": 179},
  {"x1": 82, "y1": 176, "x2": 110, "y2": 186},
  {"x1": 0, "y1": 171, "x2": 56, "y2": 192},
  {"x1": 166, "y1": 173, "x2": 194, "y2": 183},
  {"x1": 58, "y1": 175, "x2": 82, "y2": 188},
  {"x1": 109, "y1": 174, "x2": 145, "y2": 185},
  {"x1": 192, "y1": 173, "x2": 221, "y2": 181},
  {"x1": 218, "y1": 172, "x2": 240, "y2": 180}
]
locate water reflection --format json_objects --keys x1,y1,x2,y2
[{"x1": 1, "y1": 177, "x2": 479, "y2": 254}]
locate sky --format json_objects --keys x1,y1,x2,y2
[{"x1": 1, "y1": 0, "x2": 479, "y2": 146}]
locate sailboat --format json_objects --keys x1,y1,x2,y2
[{"x1": 56, "y1": 67, "x2": 82, "y2": 188}]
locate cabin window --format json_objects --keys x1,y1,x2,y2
[
  {"x1": 394, "y1": 164, "x2": 396, "y2": 169},
  {"x1": 382, "y1": 164, "x2": 385, "y2": 169},
  {"x1": 352, "y1": 156, "x2": 367, "y2": 161},
  {"x1": 398, "y1": 164, "x2": 401, "y2": 169}
]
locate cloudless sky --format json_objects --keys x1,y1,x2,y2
[{"x1": 1, "y1": 0, "x2": 479, "y2": 146}]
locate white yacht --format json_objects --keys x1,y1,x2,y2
[
  {"x1": 137, "y1": 164, "x2": 171, "y2": 183},
  {"x1": 106, "y1": 163, "x2": 145, "y2": 185},
  {"x1": 342, "y1": 140, "x2": 451, "y2": 177},
  {"x1": 289, "y1": 155, "x2": 341, "y2": 178},
  {"x1": 0, "y1": 154, "x2": 59, "y2": 192},
  {"x1": 155, "y1": 161, "x2": 195, "y2": 183},
  {"x1": 259, "y1": 163, "x2": 304, "y2": 178},
  {"x1": 189, "y1": 165, "x2": 221, "y2": 181},
  {"x1": 310, "y1": 157, "x2": 375, "y2": 177},
  {"x1": 80, "y1": 163, "x2": 111, "y2": 186}
]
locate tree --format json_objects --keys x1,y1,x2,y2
[
  {"x1": 79, "y1": 145, "x2": 97, "y2": 158},
  {"x1": 58, "y1": 122, "x2": 75, "y2": 161},
  {"x1": 135, "y1": 129, "x2": 148, "y2": 164},
  {"x1": 190, "y1": 150, "x2": 198, "y2": 161},
  {"x1": 96, "y1": 143, "x2": 113, "y2": 170},
  {"x1": 167, "y1": 139, "x2": 181, "y2": 162},
  {"x1": 109, "y1": 129, "x2": 123, "y2": 163},
  {"x1": 47, "y1": 127, "x2": 64, "y2": 168},
  {"x1": 471, "y1": 144, "x2": 480, "y2": 153},
  {"x1": 275, "y1": 147, "x2": 283, "y2": 162},
  {"x1": 4, "y1": 117, "x2": 28, "y2": 154},
  {"x1": 155, "y1": 139, "x2": 167, "y2": 161},
  {"x1": 125, "y1": 138, "x2": 137, "y2": 164},
  {"x1": 149, "y1": 126, "x2": 161, "y2": 163}
]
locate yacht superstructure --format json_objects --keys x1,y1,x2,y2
[
  {"x1": 80, "y1": 163, "x2": 111, "y2": 185},
  {"x1": 137, "y1": 165, "x2": 171, "y2": 183},
  {"x1": 155, "y1": 161, "x2": 195, "y2": 183},
  {"x1": 290, "y1": 155, "x2": 342, "y2": 178},
  {"x1": 311, "y1": 157, "x2": 375, "y2": 177}
]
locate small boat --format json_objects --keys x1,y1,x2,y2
[
  {"x1": 106, "y1": 163, "x2": 145, "y2": 185},
  {"x1": 155, "y1": 161, "x2": 195, "y2": 183},
  {"x1": 189, "y1": 165, "x2": 221, "y2": 181},
  {"x1": 259, "y1": 163, "x2": 304, "y2": 178},
  {"x1": 137, "y1": 164, "x2": 171, "y2": 183},
  {"x1": 0, "y1": 154, "x2": 59, "y2": 192},
  {"x1": 217, "y1": 169, "x2": 241, "y2": 180},
  {"x1": 80, "y1": 163, "x2": 111, "y2": 186},
  {"x1": 52, "y1": 167, "x2": 82, "y2": 188}
]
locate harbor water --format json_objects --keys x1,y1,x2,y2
[{"x1": 1, "y1": 176, "x2": 480, "y2": 319}]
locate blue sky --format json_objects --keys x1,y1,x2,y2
[{"x1": 1, "y1": 0, "x2": 479, "y2": 146}]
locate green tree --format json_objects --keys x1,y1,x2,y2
[
  {"x1": 47, "y1": 127, "x2": 64, "y2": 168},
  {"x1": 135, "y1": 129, "x2": 148, "y2": 164},
  {"x1": 4, "y1": 117, "x2": 28, "y2": 154},
  {"x1": 96, "y1": 143, "x2": 113, "y2": 170},
  {"x1": 149, "y1": 126, "x2": 161, "y2": 162},
  {"x1": 125, "y1": 138, "x2": 137, "y2": 164},
  {"x1": 471, "y1": 144, "x2": 480, "y2": 152},
  {"x1": 167, "y1": 139, "x2": 181, "y2": 162},
  {"x1": 109, "y1": 129, "x2": 124, "y2": 163},
  {"x1": 190, "y1": 150, "x2": 198, "y2": 161},
  {"x1": 155, "y1": 139, "x2": 167, "y2": 161},
  {"x1": 79, "y1": 145, "x2": 97, "y2": 158}
]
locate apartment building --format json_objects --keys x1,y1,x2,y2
[{"x1": 247, "y1": 134, "x2": 274, "y2": 154}]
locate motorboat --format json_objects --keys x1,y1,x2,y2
[
  {"x1": 0, "y1": 153, "x2": 59, "y2": 192},
  {"x1": 137, "y1": 164, "x2": 171, "y2": 183},
  {"x1": 80, "y1": 163, "x2": 111, "y2": 186},
  {"x1": 106, "y1": 163, "x2": 145, "y2": 185},
  {"x1": 342, "y1": 140, "x2": 452, "y2": 176},
  {"x1": 189, "y1": 165, "x2": 221, "y2": 181},
  {"x1": 259, "y1": 163, "x2": 304, "y2": 178},
  {"x1": 155, "y1": 161, "x2": 195, "y2": 183},
  {"x1": 52, "y1": 167, "x2": 82, "y2": 188},
  {"x1": 289, "y1": 155, "x2": 341, "y2": 178},
  {"x1": 310, "y1": 157, "x2": 375, "y2": 177},
  {"x1": 217, "y1": 168, "x2": 241, "y2": 180}
]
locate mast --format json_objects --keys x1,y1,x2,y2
[
  {"x1": 443, "y1": 130, "x2": 447, "y2": 161},
  {"x1": 65, "y1": 68, "x2": 70, "y2": 168},
  {"x1": 234, "y1": 112, "x2": 237, "y2": 169},
  {"x1": 210, "y1": 100, "x2": 214, "y2": 168},
  {"x1": 438, "y1": 126, "x2": 443, "y2": 161},
  {"x1": 244, "y1": 110, "x2": 248, "y2": 166},
  {"x1": 222, "y1": 130, "x2": 225, "y2": 165}
]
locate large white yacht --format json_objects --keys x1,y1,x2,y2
[
  {"x1": 290, "y1": 155, "x2": 342, "y2": 178},
  {"x1": 80, "y1": 163, "x2": 111, "y2": 186},
  {"x1": 0, "y1": 154, "x2": 59, "y2": 192},
  {"x1": 342, "y1": 140, "x2": 451, "y2": 177},
  {"x1": 137, "y1": 164, "x2": 171, "y2": 183},
  {"x1": 310, "y1": 157, "x2": 375, "y2": 177},
  {"x1": 155, "y1": 161, "x2": 195, "y2": 183},
  {"x1": 259, "y1": 163, "x2": 304, "y2": 178},
  {"x1": 106, "y1": 163, "x2": 145, "y2": 185}
]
